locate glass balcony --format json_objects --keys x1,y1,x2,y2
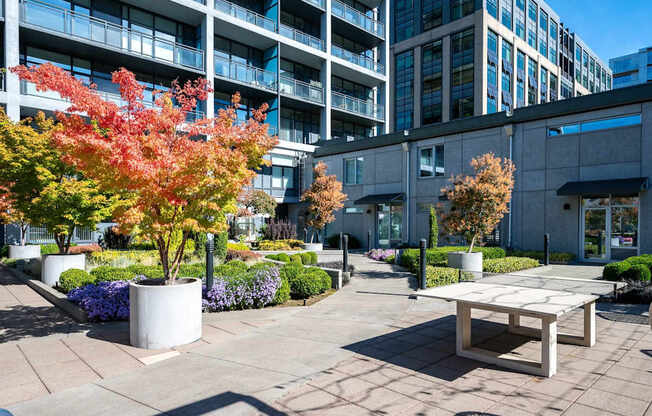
[
  {"x1": 214, "y1": 55, "x2": 277, "y2": 92},
  {"x1": 19, "y1": 0, "x2": 205, "y2": 71},
  {"x1": 331, "y1": 45, "x2": 384, "y2": 75},
  {"x1": 302, "y1": 0, "x2": 325, "y2": 10},
  {"x1": 279, "y1": 24, "x2": 324, "y2": 51},
  {"x1": 21, "y1": 80, "x2": 204, "y2": 121},
  {"x1": 331, "y1": 91, "x2": 383, "y2": 120},
  {"x1": 279, "y1": 76, "x2": 324, "y2": 104},
  {"x1": 214, "y1": 0, "x2": 276, "y2": 32},
  {"x1": 331, "y1": 0, "x2": 384, "y2": 39}
]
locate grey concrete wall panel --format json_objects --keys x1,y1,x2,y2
[
  {"x1": 546, "y1": 167, "x2": 580, "y2": 191},
  {"x1": 546, "y1": 135, "x2": 580, "y2": 169},
  {"x1": 579, "y1": 126, "x2": 641, "y2": 166},
  {"x1": 522, "y1": 170, "x2": 546, "y2": 192},
  {"x1": 579, "y1": 163, "x2": 642, "y2": 182}
]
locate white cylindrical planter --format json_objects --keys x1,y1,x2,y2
[
  {"x1": 302, "y1": 243, "x2": 323, "y2": 251},
  {"x1": 8, "y1": 245, "x2": 41, "y2": 259},
  {"x1": 447, "y1": 251, "x2": 483, "y2": 273},
  {"x1": 130, "y1": 278, "x2": 202, "y2": 349},
  {"x1": 41, "y1": 253, "x2": 86, "y2": 287}
]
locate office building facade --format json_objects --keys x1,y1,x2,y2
[
  {"x1": 610, "y1": 47, "x2": 652, "y2": 89},
  {"x1": 389, "y1": 0, "x2": 612, "y2": 132},
  {"x1": 312, "y1": 84, "x2": 651, "y2": 262},
  {"x1": 0, "y1": 0, "x2": 389, "y2": 243}
]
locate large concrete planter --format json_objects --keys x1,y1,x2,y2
[
  {"x1": 447, "y1": 251, "x2": 483, "y2": 273},
  {"x1": 41, "y1": 253, "x2": 86, "y2": 287},
  {"x1": 8, "y1": 244, "x2": 41, "y2": 260},
  {"x1": 129, "y1": 278, "x2": 202, "y2": 349},
  {"x1": 302, "y1": 243, "x2": 323, "y2": 251}
]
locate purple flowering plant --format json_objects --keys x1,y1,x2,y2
[
  {"x1": 68, "y1": 280, "x2": 132, "y2": 321},
  {"x1": 366, "y1": 248, "x2": 396, "y2": 262},
  {"x1": 203, "y1": 266, "x2": 280, "y2": 312}
]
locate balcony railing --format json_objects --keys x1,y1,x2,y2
[
  {"x1": 0, "y1": 72, "x2": 5, "y2": 92},
  {"x1": 21, "y1": 80, "x2": 204, "y2": 122},
  {"x1": 331, "y1": 45, "x2": 384, "y2": 75},
  {"x1": 20, "y1": 0, "x2": 204, "y2": 71},
  {"x1": 331, "y1": 91, "x2": 383, "y2": 120},
  {"x1": 214, "y1": 55, "x2": 277, "y2": 92},
  {"x1": 279, "y1": 76, "x2": 324, "y2": 104},
  {"x1": 302, "y1": 0, "x2": 325, "y2": 10},
  {"x1": 214, "y1": 0, "x2": 276, "y2": 32},
  {"x1": 331, "y1": 0, "x2": 384, "y2": 39},
  {"x1": 279, "y1": 24, "x2": 324, "y2": 51}
]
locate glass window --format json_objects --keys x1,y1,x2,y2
[
  {"x1": 423, "y1": 0, "x2": 443, "y2": 30},
  {"x1": 548, "y1": 114, "x2": 641, "y2": 136},
  {"x1": 517, "y1": 50, "x2": 525, "y2": 107},
  {"x1": 501, "y1": 0, "x2": 512, "y2": 29},
  {"x1": 516, "y1": 0, "x2": 525, "y2": 10},
  {"x1": 450, "y1": 0, "x2": 474, "y2": 21},
  {"x1": 395, "y1": 51, "x2": 414, "y2": 130},
  {"x1": 548, "y1": 124, "x2": 579, "y2": 136},
  {"x1": 272, "y1": 166, "x2": 283, "y2": 188},
  {"x1": 539, "y1": 9, "x2": 547, "y2": 32},
  {"x1": 487, "y1": 0, "x2": 497, "y2": 18},
  {"x1": 422, "y1": 40, "x2": 443, "y2": 125},
  {"x1": 527, "y1": 58, "x2": 537, "y2": 105},
  {"x1": 344, "y1": 157, "x2": 364, "y2": 185},
  {"x1": 395, "y1": 0, "x2": 415, "y2": 42},
  {"x1": 528, "y1": 1, "x2": 537, "y2": 21},
  {"x1": 516, "y1": 19, "x2": 525, "y2": 40},
  {"x1": 345, "y1": 207, "x2": 364, "y2": 214},
  {"x1": 528, "y1": 29, "x2": 536, "y2": 49},
  {"x1": 451, "y1": 28, "x2": 474, "y2": 119},
  {"x1": 419, "y1": 145, "x2": 444, "y2": 177},
  {"x1": 487, "y1": 31, "x2": 498, "y2": 114}
]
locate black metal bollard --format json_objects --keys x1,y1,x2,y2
[
  {"x1": 205, "y1": 240, "x2": 214, "y2": 290},
  {"x1": 342, "y1": 234, "x2": 349, "y2": 273},
  {"x1": 419, "y1": 239, "x2": 427, "y2": 290},
  {"x1": 339, "y1": 232, "x2": 343, "y2": 249},
  {"x1": 543, "y1": 233, "x2": 550, "y2": 266}
]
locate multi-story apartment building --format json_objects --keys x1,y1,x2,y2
[
  {"x1": 0, "y1": 0, "x2": 389, "y2": 243},
  {"x1": 389, "y1": 0, "x2": 612, "y2": 131},
  {"x1": 610, "y1": 47, "x2": 652, "y2": 89}
]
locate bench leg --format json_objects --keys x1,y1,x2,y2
[
  {"x1": 542, "y1": 316, "x2": 558, "y2": 377},
  {"x1": 456, "y1": 302, "x2": 472, "y2": 355},
  {"x1": 508, "y1": 312, "x2": 521, "y2": 332},
  {"x1": 584, "y1": 301, "x2": 596, "y2": 347}
]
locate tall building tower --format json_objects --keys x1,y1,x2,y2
[
  {"x1": 389, "y1": 0, "x2": 612, "y2": 132},
  {"x1": 610, "y1": 47, "x2": 652, "y2": 89},
  {"x1": 0, "y1": 0, "x2": 389, "y2": 233}
]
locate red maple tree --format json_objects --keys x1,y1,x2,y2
[{"x1": 12, "y1": 63, "x2": 277, "y2": 281}]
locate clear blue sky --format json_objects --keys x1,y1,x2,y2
[{"x1": 546, "y1": 0, "x2": 652, "y2": 63}]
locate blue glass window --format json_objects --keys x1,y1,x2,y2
[
  {"x1": 423, "y1": 0, "x2": 443, "y2": 30},
  {"x1": 487, "y1": 0, "x2": 497, "y2": 18},
  {"x1": 395, "y1": 50, "x2": 414, "y2": 130},
  {"x1": 422, "y1": 40, "x2": 443, "y2": 125},
  {"x1": 394, "y1": 0, "x2": 415, "y2": 42},
  {"x1": 451, "y1": 28, "x2": 474, "y2": 119}
]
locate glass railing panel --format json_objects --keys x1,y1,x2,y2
[
  {"x1": 331, "y1": 45, "x2": 384, "y2": 74},
  {"x1": 214, "y1": 55, "x2": 277, "y2": 92},
  {"x1": 331, "y1": 0, "x2": 384, "y2": 38},
  {"x1": 214, "y1": 0, "x2": 276, "y2": 32},
  {"x1": 279, "y1": 76, "x2": 324, "y2": 104},
  {"x1": 279, "y1": 24, "x2": 324, "y2": 51},
  {"x1": 331, "y1": 91, "x2": 383, "y2": 119},
  {"x1": 302, "y1": 0, "x2": 324, "y2": 9},
  {"x1": 20, "y1": 0, "x2": 204, "y2": 71}
]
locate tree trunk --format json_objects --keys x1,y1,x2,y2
[
  {"x1": 157, "y1": 237, "x2": 170, "y2": 282},
  {"x1": 468, "y1": 234, "x2": 477, "y2": 253},
  {"x1": 20, "y1": 224, "x2": 28, "y2": 246}
]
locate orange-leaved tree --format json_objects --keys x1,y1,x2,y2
[
  {"x1": 440, "y1": 153, "x2": 515, "y2": 253},
  {"x1": 12, "y1": 63, "x2": 276, "y2": 281},
  {"x1": 301, "y1": 162, "x2": 347, "y2": 243}
]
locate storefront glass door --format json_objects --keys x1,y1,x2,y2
[
  {"x1": 581, "y1": 196, "x2": 639, "y2": 261},
  {"x1": 376, "y1": 203, "x2": 403, "y2": 248}
]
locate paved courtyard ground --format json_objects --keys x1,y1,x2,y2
[{"x1": 1, "y1": 257, "x2": 651, "y2": 415}]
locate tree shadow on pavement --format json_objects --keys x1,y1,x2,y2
[
  {"x1": 155, "y1": 391, "x2": 287, "y2": 416},
  {"x1": 0, "y1": 305, "x2": 90, "y2": 343}
]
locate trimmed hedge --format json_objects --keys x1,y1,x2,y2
[
  {"x1": 426, "y1": 266, "x2": 473, "y2": 288},
  {"x1": 126, "y1": 264, "x2": 165, "y2": 279},
  {"x1": 603, "y1": 261, "x2": 632, "y2": 281},
  {"x1": 622, "y1": 264, "x2": 651, "y2": 282},
  {"x1": 507, "y1": 250, "x2": 576, "y2": 264},
  {"x1": 483, "y1": 257, "x2": 540, "y2": 274},
  {"x1": 59, "y1": 269, "x2": 95, "y2": 293},
  {"x1": 265, "y1": 252, "x2": 317, "y2": 265},
  {"x1": 280, "y1": 263, "x2": 331, "y2": 299},
  {"x1": 90, "y1": 266, "x2": 136, "y2": 282},
  {"x1": 290, "y1": 254, "x2": 303, "y2": 264},
  {"x1": 400, "y1": 246, "x2": 506, "y2": 273}
]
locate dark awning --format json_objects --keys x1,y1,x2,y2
[
  {"x1": 557, "y1": 177, "x2": 648, "y2": 196},
  {"x1": 354, "y1": 193, "x2": 405, "y2": 205}
]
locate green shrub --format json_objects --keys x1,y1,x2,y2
[
  {"x1": 400, "y1": 246, "x2": 506, "y2": 273},
  {"x1": 429, "y1": 206, "x2": 438, "y2": 248},
  {"x1": 290, "y1": 273, "x2": 322, "y2": 299},
  {"x1": 225, "y1": 260, "x2": 248, "y2": 271},
  {"x1": 280, "y1": 263, "x2": 304, "y2": 283},
  {"x1": 265, "y1": 254, "x2": 279, "y2": 261},
  {"x1": 623, "y1": 254, "x2": 652, "y2": 271},
  {"x1": 179, "y1": 263, "x2": 205, "y2": 278},
  {"x1": 273, "y1": 275, "x2": 291, "y2": 304},
  {"x1": 603, "y1": 261, "x2": 632, "y2": 281},
  {"x1": 41, "y1": 244, "x2": 61, "y2": 255},
  {"x1": 0, "y1": 245, "x2": 8, "y2": 258},
  {"x1": 126, "y1": 264, "x2": 164, "y2": 279},
  {"x1": 308, "y1": 251, "x2": 318, "y2": 265},
  {"x1": 622, "y1": 264, "x2": 651, "y2": 282},
  {"x1": 215, "y1": 232, "x2": 228, "y2": 262},
  {"x1": 290, "y1": 254, "x2": 303, "y2": 265},
  {"x1": 248, "y1": 262, "x2": 276, "y2": 273},
  {"x1": 59, "y1": 269, "x2": 95, "y2": 293},
  {"x1": 426, "y1": 267, "x2": 472, "y2": 288},
  {"x1": 507, "y1": 250, "x2": 576, "y2": 263},
  {"x1": 300, "y1": 252, "x2": 313, "y2": 265},
  {"x1": 385, "y1": 254, "x2": 395, "y2": 264},
  {"x1": 277, "y1": 253, "x2": 291, "y2": 263},
  {"x1": 483, "y1": 257, "x2": 540, "y2": 273},
  {"x1": 90, "y1": 265, "x2": 136, "y2": 282},
  {"x1": 305, "y1": 267, "x2": 331, "y2": 292}
]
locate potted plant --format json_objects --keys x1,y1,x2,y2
[
  {"x1": 300, "y1": 162, "x2": 347, "y2": 251},
  {"x1": 441, "y1": 153, "x2": 515, "y2": 273},
  {"x1": 14, "y1": 64, "x2": 276, "y2": 348}
]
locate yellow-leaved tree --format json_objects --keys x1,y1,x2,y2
[{"x1": 441, "y1": 153, "x2": 515, "y2": 253}]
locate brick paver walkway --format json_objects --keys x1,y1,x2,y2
[{"x1": 2, "y1": 257, "x2": 651, "y2": 415}]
